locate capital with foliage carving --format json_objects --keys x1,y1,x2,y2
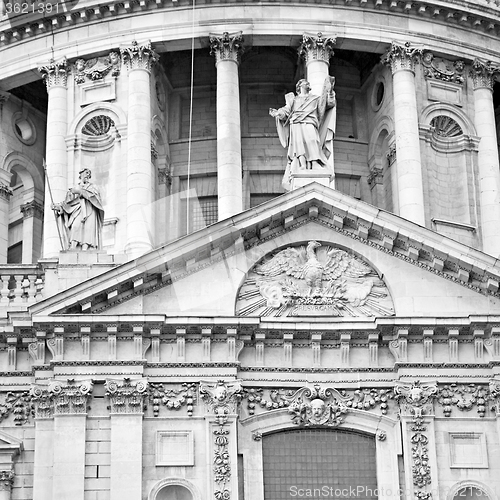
[
  {"x1": 121, "y1": 40, "x2": 158, "y2": 73},
  {"x1": 394, "y1": 380, "x2": 437, "y2": 417},
  {"x1": 20, "y1": 200, "x2": 44, "y2": 219},
  {"x1": 105, "y1": 378, "x2": 148, "y2": 414},
  {"x1": 299, "y1": 32, "x2": 336, "y2": 65},
  {"x1": 470, "y1": 58, "x2": 499, "y2": 91},
  {"x1": 381, "y1": 41, "x2": 422, "y2": 74},
  {"x1": 38, "y1": 58, "x2": 68, "y2": 89},
  {"x1": 0, "y1": 184, "x2": 13, "y2": 202},
  {"x1": 209, "y1": 32, "x2": 244, "y2": 65},
  {"x1": 30, "y1": 379, "x2": 93, "y2": 417},
  {"x1": 0, "y1": 470, "x2": 14, "y2": 491}
]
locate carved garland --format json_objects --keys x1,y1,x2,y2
[{"x1": 200, "y1": 380, "x2": 242, "y2": 500}]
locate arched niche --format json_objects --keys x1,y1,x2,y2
[
  {"x1": 238, "y1": 408, "x2": 401, "y2": 500},
  {"x1": 148, "y1": 478, "x2": 201, "y2": 500}
]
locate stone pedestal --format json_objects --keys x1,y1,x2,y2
[{"x1": 290, "y1": 172, "x2": 331, "y2": 190}]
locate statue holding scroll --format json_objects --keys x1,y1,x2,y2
[
  {"x1": 52, "y1": 168, "x2": 104, "y2": 251},
  {"x1": 270, "y1": 77, "x2": 336, "y2": 190}
]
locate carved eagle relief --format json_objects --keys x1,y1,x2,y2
[{"x1": 236, "y1": 241, "x2": 395, "y2": 317}]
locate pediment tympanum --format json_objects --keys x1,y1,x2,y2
[{"x1": 236, "y1": 240, "x2": 394, "y2": 317}]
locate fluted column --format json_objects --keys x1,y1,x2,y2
[
  {"x1": 121, "y1": 41, "x2": 158, "y2": 258},
  {"x1": 210, "y1": 32, "x2": 244, "y2": 220},
  {"x1": 38, "y1": 58, "x2": 68, "y2": 258},
  {"x1": 471, "y1": 59, "x2": 500, "y2": 256},
  {"x1": 382, "y1": 42, "x2": 425, "y2": 226},
  {"x1": 299, "y1": 32, "x2": 336, "y2": 187}
]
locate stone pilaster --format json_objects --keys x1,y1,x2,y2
[
  {"x1": 38, "y1": 58, "x2": 68, "y2": 258},
  {"x1": 382, "y1": 42, "x2": 425, "y2": 226},
  {"x1": 210, "y1": 32, "x2": 244, "y2": 221},
  {"x1": 106, "y1": 378, "x2": 148, "y2": 500},
  {"x1": 20, "y1": 200, "x2": 43, "y2": 263},
  {"x1": 470, "y1": 59, "x2": 500, "y2": 257},
  {"x1": 395, "y1": 381, "x2": 438, "y2": 500},
  {"x1": 121, "y1": 41, "x2": 158, "y2": 258},
  {"x1": 200, "y1": 380, "x2": 242, "y2": 500}
]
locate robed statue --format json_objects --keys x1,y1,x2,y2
[
  {"x1": 270, "y1": 77, "x2": 336, "y2": 190},
  {"x1": 52, "y1": 168, "x2": 104, "y2": 251}
]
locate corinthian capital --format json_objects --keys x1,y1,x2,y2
[
  {"x1": 38, "y1": 58, "x2": 68, "y2": 89},
  {"x1": 209, "y1": 31, "x2": 244, "y2": 64},
  {"x1": 121, "y1": 40, "x2": 158, "y2": 73},
  {"x1": 299, "y1": 32, "x2": 336, "y2": 64},
  {"x1": 105, "y1": 378, "x2": 148, "y2": 414},
  {"x1": 381, "y1": 41, "x2": 422, "y2": 74},
  {"x1": 470, "y1": 58, "x2": 499, "y2": 90}
]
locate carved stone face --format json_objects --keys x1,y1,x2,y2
[
  {"x1": 214, "y1": 385, "x2": 227, "y2": 402},
  {"x1": 409, "y1": 387, "x2": 423, "y2": 402},
  {"x1": 310, "y1": 398, "x2": 325, "y2": 418},
  {"x1": 109, "y1": 52, "x2": 119, "y2": 64},
  {"x1": 75, "y1": 59, "x2": 85, "y2": 71}
]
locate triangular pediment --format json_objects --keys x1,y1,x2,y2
[{"x1": 29, "y1": 183, "x2": 500, "y2": 319}]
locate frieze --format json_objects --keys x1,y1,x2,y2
[
  {"x1": 74, "y1": 52, "x2": 120, "y2": 83},
  {"x1": 149, "y1": 382, "x2": 196, "y2": 417},
  {"x1": 105, "y1": 377, "x2": 148, "y2": 414},
  {"x1": 236, "y1": 241, "x2": 395, "y2": 317},
  {"x1": 422, "y1": 52, "x2": 465, "y2": 84}
]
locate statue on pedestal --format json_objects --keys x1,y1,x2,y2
[
  {"x1": 270, "y1": 77, "x2": 336, "y2": 190},
  {"x1": 52, "y1": 168, "x2": 104, "y2": 251}
]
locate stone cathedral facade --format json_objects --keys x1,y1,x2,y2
[{"x1": 2, "y1": 0, "x2": 500, "y2": 498}]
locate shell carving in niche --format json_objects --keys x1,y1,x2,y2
[
  {"x1": 236, "y1": 241, "x2": 395, "y2": 317},
  {"x1": 430, "y1": 115, "x2": 463, "y2": 138},
  {"x1": 82, "y1": 115, "x2": 116, "y2": 136}
]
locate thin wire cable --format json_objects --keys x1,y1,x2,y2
[{"x1": 185, "y1": 0, "x2": 196, "y2": 234}]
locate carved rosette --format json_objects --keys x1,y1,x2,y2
[
  {"x1": 209, "y1": 32, "x2": 244, "y2": 65},
  {"x1": 201, "y1": 381, "x2": 242, "y2": 500},
  {"x1": 0, "y1": 470, "x2": 14, "y2": 491},
  {"x1": 299, "y1": 32, "x2": 336, "y2": 64},
  {"x1": 38, "y1": 58, "x2": 68, "y2": 89},
  {"x1": 121, "y1": 40, "x2": 158, "y2": 73},
  {"x1": 105, "y1": 378, "x2": 148, "y2": 414},
  {"x1": 20, "y1": 200, "x2": 44, "y2": 219},
  {"x1": 381, "y1": 41, "x2": 422, "y2": 74},
  {"x1": 470, "y1": 58, "x2": 499, "y2": 91}
]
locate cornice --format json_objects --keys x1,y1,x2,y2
[{"x1": 2, "y1": 0, "x2": 500, "y2": 49}]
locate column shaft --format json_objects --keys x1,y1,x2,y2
[
  {"x1": 211, "y1": 32, "x2": 243, "y2": 221},
  {"x1": 383, "y1": 43, "x2": 425, "y2": 226},
  {"x1": 472, "y1": 60, "x2": 500, "y2": 256},
  {"x1": 39, "y1": 59, "x2": 68, "y2": 258},
  {"x1": 121, "y1": 41, "x2": 157, "y2": 258}
]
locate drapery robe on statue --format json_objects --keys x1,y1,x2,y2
[
  {"x1": 56, "y1": 182, "x2": 104, "y2": 250},
  {"x1": 275, "y1": 78, "x2": 336, "y2": 190}
]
